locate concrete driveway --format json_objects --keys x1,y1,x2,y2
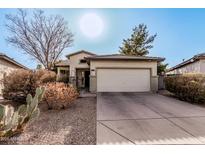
[{"x1": 97, "y1": 92, "x2": 205, "y2": 144}]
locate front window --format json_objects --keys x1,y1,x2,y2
[
  {"x1": 79, "y1": 59, "x2": 87, "y2": 63},
  {"x1": 60, "y1": 70, "x2": 66, "y2": 74}
]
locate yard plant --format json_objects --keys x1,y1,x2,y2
[
  {"x1": 43, "y1": 82, "x2": 79, "y2": 110},
  {"x1": 3, "y1": 69, "x2": 56, "y2": 102},
  {"x1": 164, "y1": 74, "x2": 205, "y2": 104},
  {"x1": 0, "y1": 87, "x2": 45, "y2": 137},
  {"x1": 6, "y1": 9, "x2": 73, "y2": 70},
  {"x1": 119, "y1": 23, "x2": 156, "y2": 56}
]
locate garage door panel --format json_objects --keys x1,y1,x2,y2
[{"x1": 97, "y1": 69, "x2": 150, "y2": 92}]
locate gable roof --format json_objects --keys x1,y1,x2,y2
[
  {"x1": 0, "y1": 53, "x2": 28, "y2": 69},
  {"x1": 167, "y1": 53, "x2": 205, "y2": 72},
  {"x1": 86, "y1": 54, "x2": 165, "y2": 62},
  {"x1": 66, "y1": 50, "x2": 96, "y2": 59}
]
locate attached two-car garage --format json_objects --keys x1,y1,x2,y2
[
  {"x1": 88, "y1": 55, "x2": 164, "y2": 93},
  {"x1": 97, "y1": 68, "x2": 151, "y2": 92}
]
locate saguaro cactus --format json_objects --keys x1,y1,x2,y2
[{"x1": 0, "y1": 87, "x2": 45, "y2": 137}]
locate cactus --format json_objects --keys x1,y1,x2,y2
[
  {"x1": 0, "y1": 105, "x2": 17, "y2": 137},
  {"x1": 0, "y1": 87, "x2": 45, "y2": 137}
]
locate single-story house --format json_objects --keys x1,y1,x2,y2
[
  {"x1": 0, "y1": 53, "x2": 28, "y2": 95},
  {"x1": 166, "y1": 53, "x2": 205, "y2": 75},
  {"x1": 55, "y1": 50, "x2": 164, "y2": 93}
]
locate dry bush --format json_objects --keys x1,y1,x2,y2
[
  {"x1": 164, "y1": 74, "x2": 205, "y2": 104},
  {"x1": 43, "y1": 82, "x2": 79, "y2": 110},
  {"x1": 3, "y1": 69, "x2": 56, "y2": 102},
  {"x1": 34, "y1": 69, "x2": 56, "y2": 83},
  {"x1": 3, "y1": 69, "x2": 32, "y2": 102}
]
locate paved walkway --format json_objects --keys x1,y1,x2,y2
[
  {"x1": 97, "y1": 92, "x2": 205, "y2": 144},
  {"x1": 79, "y1": 90, "x2": 96, "y2": 98}
]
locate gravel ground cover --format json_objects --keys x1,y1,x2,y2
[{"x1": 0, "y1": 97, "x2": 96, "y2": 145}]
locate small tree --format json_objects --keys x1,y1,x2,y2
[
  {"x1": 6, "y1": 9, "x2": 74, "y2": 70},
  {"x1": 36, "y1": 64, "x2": 43, "y2": 70},
  {"x1": 119, "y1": 24, "x2": 156, "y2": 56},
  {"x1": 157, "y1": 63, "x2": 168, "y2": 75}
]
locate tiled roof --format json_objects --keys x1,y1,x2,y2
[
  {"x1": 0, "y1": 52, "x2": 28, "y2": 69},
  {"x1": 66, "y1": 50, "x2": 96, "y2": 58},
  {"x1": 55, "y1": 60, "x2": 70, "y2": 66},
  {"x1": 167, "y1": 53, "x2": 205, "y2": 72},
  {"x1": 86, "y1": 54, "x2": 165, "y2": 62}
]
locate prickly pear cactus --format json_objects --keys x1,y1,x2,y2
[
  {"x1": 27, "y1": 87, "x2": 45, "y2": 119},
  {"x1": 0, "y1": 87, "x2": 45, "y2": 138},
  {"x1": 0, "y1": 105, "x2": 18, "y2": 137}
]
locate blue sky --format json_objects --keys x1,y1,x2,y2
[{"x1": 0, "y1": 8, "x2": 205, "y2": 69}]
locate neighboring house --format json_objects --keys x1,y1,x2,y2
[
  {"x1": 0, "y1": 53, "x2": 28, "y2": 95},
  {"x1": 55, "y1": 50, "x2": 164, "y2": 93},
  {"x1": 166, "y1": 53, "x2": 205, "y2": 75}
]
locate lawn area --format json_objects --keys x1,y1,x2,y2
[{"x1": 0, "y1": 97, "x2": 96, "y2": 145}]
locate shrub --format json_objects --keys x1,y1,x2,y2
[
  {"x1": 3, "y1": 69, "x2": 56, "y2": 102},
  {"x1": 43, "y1": 82, "x2": 79, "y2": 110},
  {"x1": 3, "y1": 69, "x2": 33, "y2": 102},
  {"x1": 164, "y1": 74, "x2": 205, "y2": 104},
  {"x1": 0, "y1": 87, "x2": 45, "y2": 137},
  {"x1": 34, "y1": 69, "x2": 57, "y2": 84}
]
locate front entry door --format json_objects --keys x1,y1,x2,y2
[
  {"x1": 76, "y1": 69, "x2": 90, "y2": 89},
  {"x1": 85, "y1": 71, "x2": 90, "y2": 88}
]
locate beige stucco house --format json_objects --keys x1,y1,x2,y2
[
  {"x1": 0, "y1": 53, "x2": 27, "y2": 95},
  {"x1": 55, "y1": 50, "x2": 164, "y2": 93},
  {"x1": 166, "y1": 53, "x2": 205, "y2": 75}
]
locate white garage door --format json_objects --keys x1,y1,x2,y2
[{"x1": 97, "y1": 68, "x2": 150, "y2": 92}]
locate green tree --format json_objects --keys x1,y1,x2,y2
[
  {"x1": 119, "y1": 24, "x2": 157, "y2": 56},
  {"x1": 36, "y1": 64, "x2": 43, "y2": 70},
  {"x1": 157, "y1": 63, "x2": 168, "y2": 75}
]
